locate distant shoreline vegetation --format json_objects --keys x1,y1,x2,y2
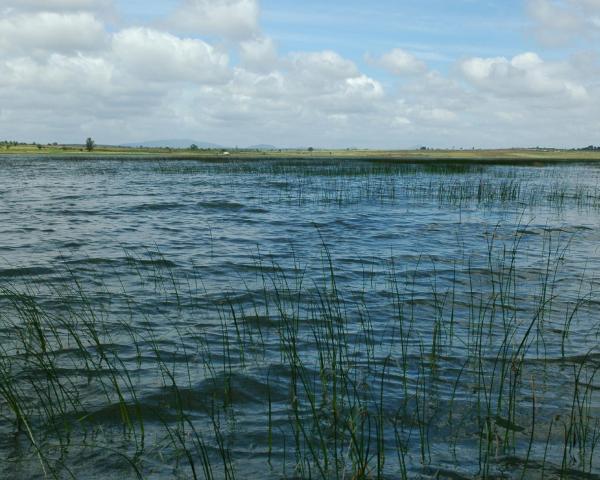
[{"x1": 2, "y1": 140, "x2": 600, "y2": 162}]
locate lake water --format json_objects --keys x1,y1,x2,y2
[{"x1": 1, "y1": 157, "x2": 599, "y2": 479}]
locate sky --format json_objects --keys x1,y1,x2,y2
[{"x1": 0, "y1": 0, "x2": 599, "y2": 148}]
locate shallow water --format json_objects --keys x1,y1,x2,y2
[{"x1": 0, "y1": 157, "x2": 599, "y2": 479}]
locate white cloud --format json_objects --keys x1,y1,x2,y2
[
  {"x1": 1, "y1": 0, "x2": 114, "y2": 17},
  {"x1": 0, "y1": 2, "x2": 599, "y2": 148},
  {"x1": 239, "y1": 36, "x2": 278, "y2": 72},
  {"x1": 460, "y1": 52, "x2": 588, "y2": 101},
  {"x1": 1, "y1": 54, "x2": 109, "y2": 90},
  {"x1": 222, "y1": 51, "x2": 383, "y2": 116},
  {"x1": 166, "y1": 0, "x2": 260, "y2": 40},
  {"x1": 112, "y1": 28, "x2": 229, "y2": 83},
  {"x1": 310, "y1": 74, "x2": 384, "y2": 114},
  {"x1": 287, "y1": 51, "x2": 359, "y2": 88},
  {"x1": 527, "y1": 0, "x2": 600, "y2": 45},
  {"x1": 392, "y1": 116, "x2": 411, "y2": 127},
  {"x1": 0, "y1": 12, "x2": 108, "y2": 54},
  {"x1": 413, "y1": 107, "x2": 457, "y2": 123},
  {"x1": 371, "y1": 48, "x2": 427, "y2": 75}
]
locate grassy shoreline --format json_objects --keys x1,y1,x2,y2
[{"x1": 2, "y1": 144, "x2": 600, "y2": 163}]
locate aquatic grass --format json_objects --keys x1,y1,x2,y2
[
  {"x1": 144, "y1": 159, "x2": 600, "y2": 212},
  {"x1": 0, "y1": 226, "x2": 599, "y2": 478}
]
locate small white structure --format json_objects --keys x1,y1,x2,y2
[{"x1": 222, "y1": 151, "x2": 230, "y2": 156}]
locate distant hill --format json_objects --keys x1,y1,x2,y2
[
  {"x1": 121, "y1": 139, "x2": 224, "y2": 149},
  {"x1": 247, "y1": 144, "x2": 278, "y2": 150}
]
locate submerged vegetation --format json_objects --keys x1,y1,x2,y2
[{"x1": 0, "y1": 157, "x2": 599, "y2": 478}]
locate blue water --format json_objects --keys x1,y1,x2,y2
[{"x1": 1, "y1": 157, "x2": 599, "y2": 479}]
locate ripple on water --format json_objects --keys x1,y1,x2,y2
[{"x1": 1, "y1": 158, "x2": 600, "y2": 479}]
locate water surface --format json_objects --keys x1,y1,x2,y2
[{"x1": 1, "y1": 157, "x2": 599, "y2": 479}]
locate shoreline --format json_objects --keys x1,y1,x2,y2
[{"x1": 2, "y1": 147, "x2": 600, "y2": 163}]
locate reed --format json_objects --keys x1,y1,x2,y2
[{"x1": 0, "y1": 225, "x2": 599, "y2": 479}]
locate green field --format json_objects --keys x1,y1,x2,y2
[{"x1": 2, "y1": 143, "x2": 600, "y2": 162}]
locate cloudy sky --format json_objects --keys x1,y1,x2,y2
[{"x1": 1, "y1": 0, "x2": 599, "y2": 148}]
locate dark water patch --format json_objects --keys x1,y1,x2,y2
[
  {"x1": 141, "y1": 372, "x2": 285, "y2": 412},
  {"x1": 61, "y1": 241, "x2": 83, "y2": 248},
  {"x1": 419, "y1": 466, "x2": 476, "y2": 480},
  {"x1": 497, "y1": 456, "x2": 600, "y2": 479},
  {"x1": 130, "y1": 202, "x2": 183, "y2": 212},
  {"x1": 240, "y1": 314, "x2": 281, "y2": 329},
  {"x1": 54, "y1": 194, "x2": 84, "y2": 201},
  {"x1": 52, "y1": 209, "x2": 103, "y2": 216},
  {"x1": 133, "y1": 258, "x2": 178, "y2": 268},
  {"x1": 197, "y1": 200, "x2": 245, "y2": 210},
  {"x1": 242, "y1": 206, "x2": 269, "y2": 214},
  {"x1": 528, "y1": 352, "x2": 600, "y2": 366},
  {"x1": 493, "y1": 415, "x2": 526, "y2": 433},
  {"x1": 0, "y1": 266, "x2": 54, "y2": 278},
  {"x1": 65, "y1": 257, "x2": 119, "y2": 266}
]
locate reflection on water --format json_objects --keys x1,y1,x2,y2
[{"x1": 0, "y1": 157, "x2": 599, "y2": 479}]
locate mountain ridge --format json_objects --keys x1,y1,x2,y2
[
  {"x1": 120, "y1": 139, "x2": 224, "y2": 149},
  {"x1": 120, "y1": 139, "x2": 279, "y2": 150}
]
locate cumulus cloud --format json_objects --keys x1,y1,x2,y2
[
  {"x1": 307, "y1": 74, "x2": 384, "y2": 114},
  {"x1": 0, "y1": 1, "x2": 599, "y2": 148},
  {"x1": 222, "y1": 51, "x2": 384, "y2": 117},
  {"x1": 166, "y1": 0, "x2": 260, "y2": 40},
  {"x1": 0, "y1": 12, "x2": 108, "y2": 54},
  {"x1": 370, "y1": 48, "x2": 427, "y2": 75},
  {"x1": 1, "y1": 0, "x2": 114, "y2": 14},
  {"x1": 112, "y1": 28, "x2": 229, "y2": 83},
  {"x1": 287, "y1": 51, "x2": 359, "y2": 88},
  {"x1": 0, "y1": 54, "x2": 113, "y2": 99},
  {"x1": 460, "y1": 52, "x2": 588, "y2": 101},
  {"x1": 239, "y1": 36, "x2": 278, "y2": 72},
  {"x1": 413, "y1": 107, "x2": 457, "y2": 123},
  {"x1": 527, "y1": 0, "x2": 600, "y2": 44}
]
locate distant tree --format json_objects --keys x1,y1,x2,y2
[
  {"x1": 308, "y1": 147, "x2": 314, "y2": 152},
  {"x1": 85, "y1": 137, "x2": 95, "y2": 152},
  {"x1": 190, "y1": 144, "x2": 199, "y2": 151},
  {"x1": 37, "y1": 144, "x2": 43, "y2": 150}
]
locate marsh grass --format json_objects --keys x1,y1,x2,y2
[
  {"x1": 147, "y1": 160, "x2": 600, "y2": 212},
  {"x1": 0, "y1": 225, "x2": 599, "y2": 479}
]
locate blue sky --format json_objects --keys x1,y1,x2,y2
[
  {"x1": 120, "y1": 1, "x2": 574, "y2": 61},
  {"x1": 115, "y1": 0, "x2": 531, "y2": 70},
  {"x1": 0, "y1": 0, "x2": 599, "y2": 148},
  {"x1": 261, "y1": 1, "x2": 526, "y2": 59}
]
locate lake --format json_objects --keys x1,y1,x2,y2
[{"x1": 1, "y1": 156, "x2": 599, "y2": 479}]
